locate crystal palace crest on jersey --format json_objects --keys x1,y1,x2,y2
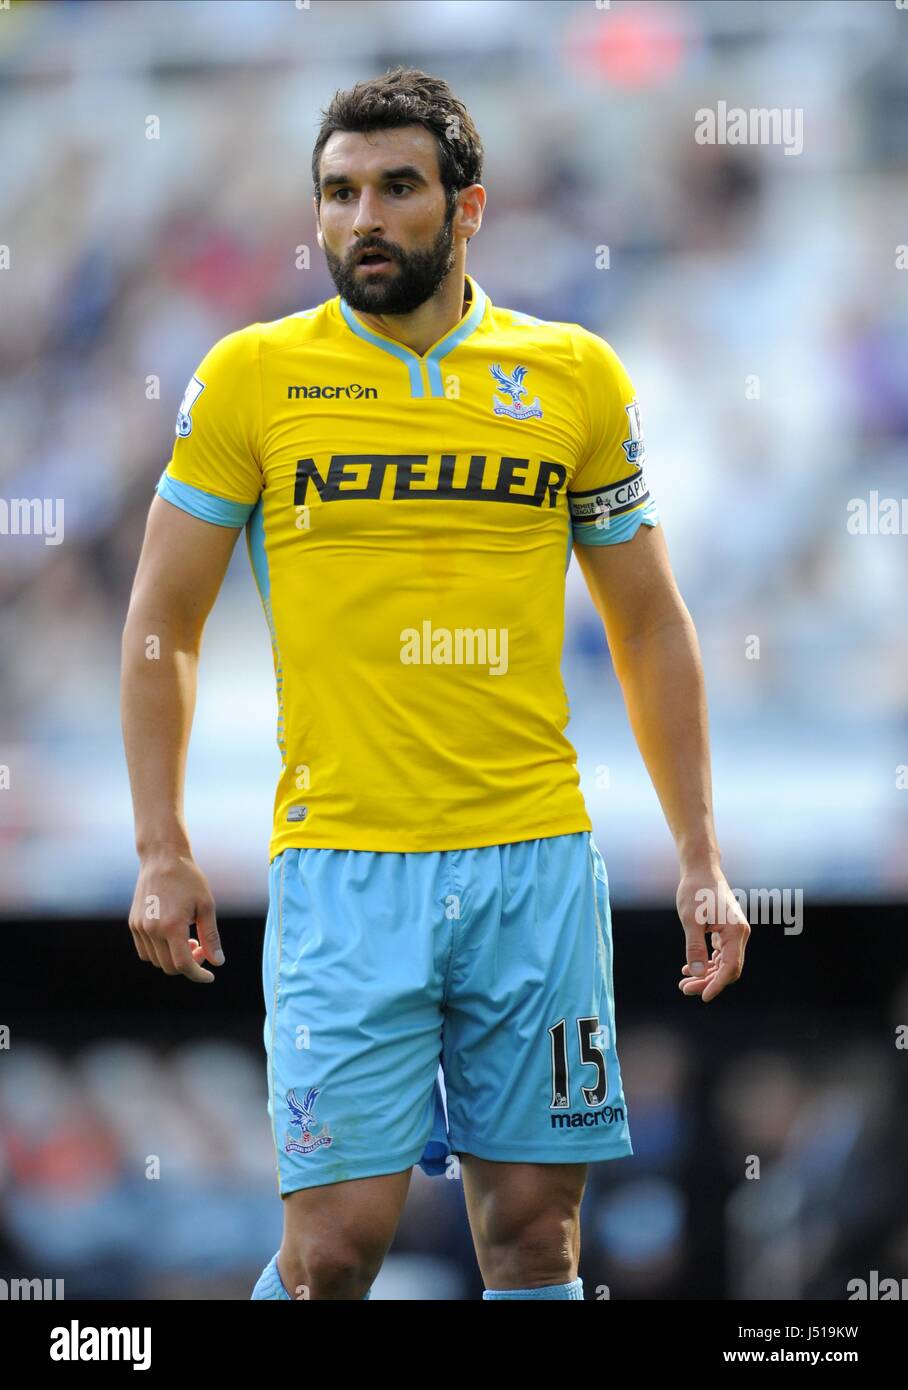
[{"x1": 489, "y1": 363, "x2": 543, "y2": 420}]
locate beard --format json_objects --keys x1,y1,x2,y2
[{"x1": 324, "y1": 207, "x2": 457, "y2": 314}]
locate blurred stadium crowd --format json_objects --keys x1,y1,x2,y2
[
  {"x1": 2, "y1": 998, "x2": 905, "y2": 1300},
  {"x1": 1, "y1": 0, "x2": 907, "y2": 910}
]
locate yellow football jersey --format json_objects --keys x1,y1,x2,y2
[{"x1": 157, "y1": 273, "x2": 659, "y2": 857}]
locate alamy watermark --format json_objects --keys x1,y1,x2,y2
[
  {"x1": 1, "y1": 1275, "x2": 64, "y2": 1299},
  {"x1": 695, "y1": 101, "x2": 803, "y2": 157},
  {"x1": 696, "y1": 885, "x2": 803, "y2": 935},
  {"x1": 0, "y1": 497, "x2": 64, "y2": 544},
  {"x1": 847, "y1": 1270, "x2": 906, "y2": 1300},
  {"x1": 400, "y1": 621, "x2": 508, "y2": 676},
  {"x1": 846, "y1": 492, "x2": 908, "y2": 535}
]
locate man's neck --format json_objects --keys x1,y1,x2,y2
[{"x1": 351, "y1": 272, "x2": 470, "y2": 356}]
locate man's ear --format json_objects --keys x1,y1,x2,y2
[
  {"x1": 313, "y1": 197, "x2": 323, "y2": 248},
  {"x1": 456, "y1": 183, "x2": 485, "y2": 242}
]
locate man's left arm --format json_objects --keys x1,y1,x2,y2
[{"x1": 573, "y1": 521, "x2": 750, "y2": 1001}]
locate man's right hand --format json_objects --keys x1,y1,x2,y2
[{"x1": 128, "y1": 847, "x2": 225, "y2": 984}]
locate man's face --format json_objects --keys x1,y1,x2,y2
[{"x1": 316, "y1": 125, "x2": 458, "y2": 314}]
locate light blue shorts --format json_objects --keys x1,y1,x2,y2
[{"x1": 262, "y1": 830, "x2": 633, "y2": 1194}]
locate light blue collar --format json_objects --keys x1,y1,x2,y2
[{"x1": 338, "y1": 274, "x2": 487, "y2": 398}]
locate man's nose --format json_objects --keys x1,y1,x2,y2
[{"x1": 352, "y1": 187, "x2": 383, "y2": 237}]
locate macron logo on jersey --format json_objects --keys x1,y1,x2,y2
[{"x1": 287, "y1": 383, "x2": 378, "y2": 400}]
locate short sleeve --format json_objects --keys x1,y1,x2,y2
[
  {"x1": 568, "y1": 328, "x2": 659, "y2": 545},
  {"x1": 155, "y1": 327, "x2": 263, "y2": 527}
]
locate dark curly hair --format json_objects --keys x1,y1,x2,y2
[{"x1": 311, "y1": 66, "x2": 484, "y2": 219}]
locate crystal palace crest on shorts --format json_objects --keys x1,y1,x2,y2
[{"x1": 284, "y1": 1086, "x2": 334, "y2": 1155}]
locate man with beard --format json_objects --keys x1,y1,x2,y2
[{"x1": 121, "y1": 65, "x2": 749, "y2": 1302}]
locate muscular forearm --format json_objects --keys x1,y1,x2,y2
[
  {"x1": 120, "y1": 607, "x2": 200, "y2": 857},
  {"x1": 609, "y1": 613, "x2": 720, "y2": 871}
]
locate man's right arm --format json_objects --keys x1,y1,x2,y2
[{"x1": 120, "y1": 494, "x2": 242, "y2": 983}]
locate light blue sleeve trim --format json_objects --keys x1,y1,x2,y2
[
  {"x1": 571, "y1": 496, "x2": 660, "y2": 546},
  {"x1": 155, "y1": 471, "x2": 257, "y2": 527}
]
